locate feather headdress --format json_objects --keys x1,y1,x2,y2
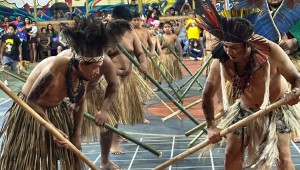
[{"x1": 236, "y1": 0, "x2": 300, "y2": 43}]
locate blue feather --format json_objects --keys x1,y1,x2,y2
[{"x1": 273, "y1": 2, "x2": 300, "y2": 37}]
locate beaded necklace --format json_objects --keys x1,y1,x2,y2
[{"x1": 65, "y1": 58, "x2": 85, "y2": 103}]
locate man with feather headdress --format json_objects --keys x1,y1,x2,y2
[{"x1": 195, "y1": 0, "x2": 300, "y2": 169}]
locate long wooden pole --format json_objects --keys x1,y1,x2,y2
[
  {"x1": 0, "y1": 81, "x2": 98, "y2": 170},
  {"x1": 117, "y1": 43, "x2": 200, "y2": 125},
  {"x1": 185, "y1": 112, "x2": 222, "y2": 137},
  {"x1": 84, "y1": 112, "x2": 162, "y2": 157},
  {"x1": 180, "y1": 55, "x2": 213, "y2": 99},
  {"x1": 153, "y1": 92, "x2": 300, "y2": 170},
  {"x1": 161, "y1": 99, "x2": 202, "y2": 122}
]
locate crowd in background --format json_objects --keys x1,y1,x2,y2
[{"x1": 0, "y1": 5, "x2": 206, "y2": 64}]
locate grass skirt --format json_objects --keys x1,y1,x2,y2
[
  {"x1": 201, "y1": 99, "x2": 300, "y2": 169},
  {"x1": 147, "y1": 56, "x2": 163, "y2": 83},
  {"x1": 0, "y1": 93, "x2": 84, "y2": 170},
  {"x1": 115, "y1": 75, "x2": 144, "y2": 125},
  {"x1": 160, "y1": 54, "x2": 183, "y2": 81},
  {"x1": 82, "y1": 77, "x2": 122, "y2": 143}
]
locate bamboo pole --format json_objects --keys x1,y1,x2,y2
[
  {"x1": 161, "y1": 99, "x2": 202, "y2": 122},
  {"x1": 117, "y1": 43, "x2": 200, "y2": 125},
  {"x1": 0, "y1": 81, "x2": 98, "y2": 170},
  {"x1": 154, "y1": 30, "x2": 203, "y2": 88},
  {"x1": 84, "y1": 112, "x2": 162, "y2": 157},
  {"x1": 142, "y1": 45, "x2": 183, "y2": 94},
  {"x1": 175, "y1": 55, "x2": 213, "y2": 94},
  {"x1": 180, "y1": 55, "x2": 213, "y2": 99},
  {"x1": 0, "y1": 67, "x2": 27, "y2": 82},
  {"x1": 153, "y1": 51, "x2": 181, "y2": 90},
  {"x1": 153, "y1": 91, "x2": 300, "y2": 170},
  {"x1": 131, "y1": 69, "x2": 182, "y2": 120},
  {"x1": 142, "y1": 45, "x2": 183, "y2": 103},
  {"x1": 188, "y1": 130, "x2": 204, "y2": 148},
  {"x1": 185, "y1": 112, "x2": 222, "y2": 137}
]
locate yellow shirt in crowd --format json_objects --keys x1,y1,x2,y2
[{"x1": 186, "y1": 18, "x2": 201, "y2": 40}]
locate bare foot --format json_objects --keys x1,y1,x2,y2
[
  {"x1": 143, "y1": 119, "x2": 150, "y2": 124},
  {"x1": 117, "y1": 136, "x2": 128, "y2": 143},
  {"x1": 101, "y1": 160, "x2": 121, "y2": 170},
  {"x1": 110, "y1": 141, "x2": 125, "y2": 155}
]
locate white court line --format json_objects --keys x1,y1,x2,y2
[
  {"x1": 169, "y1": 136, "x2": 176, "y2": 170},
  {"x1": 210, "y1": 150, "x2": 215, "y2": 170},
  {"x1": 0, "y1": 99, "x2": 11, "y2": 106},
  {"x1": 128, "y1": 138, "x2": 142, "y2": 169},
  {"x1": 88, "y1": 153, "x2": 101, "y2": 170},
  {"x1": 291, "y1": 141, "x2": 300, "y2": 154}
]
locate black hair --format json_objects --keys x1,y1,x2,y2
[
  {"x1": 63, "y1": 17, "x2": 107, "y2": 58},
  {"x1": 41, "y1": 27, "x2": 47, "y2": 32},
  {"x1": 105, "y1": 19, "x2": 132, "y2": 46},
  {"x1": 8, "y1": 23, "x2": 16, "y2": 30},
  {"x1": 163, "y1": 21, "x2": 172, "y2": 27},
  {"x1": 112, "y1": 6, "x2": 132, "y2": 21},
  {"x1": 132, "y1": 12, "x2": 141, "y2": 19}
]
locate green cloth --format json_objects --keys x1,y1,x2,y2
[{"x1": 289, "y1": 20, "x2": 300, "y2": 46}]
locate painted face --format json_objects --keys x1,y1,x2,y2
[
  {"x1": 222, "y1": 41, "x2": 247, "y2": 62},
  {"x1": 163, "y1": 24, "x2": 172, "y2": 33},
  {"x1": 132, "y1": 18, "x2": 141, "y2": 28}
]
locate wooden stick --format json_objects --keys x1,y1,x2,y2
[
  {"x1": 84, "y1": 112, "x2": 162, "y2": 157},
  {"x1": 188, "y1": 130, "x2": 205, "y2": 148},
  {"x1": 131, "y1": 69, "x2": 181, "y2": 120},
  {"x1": 0, "y1": 81, "x2": 99, "y2": 170},
  {"x1": 185, "y1": 112, "x2": 223, "y2": 137},
  {"x1": 153, "y1": 92, "x2": 300, "y2": 170},
  {"x1": 0, "y1": 67, "x2": 27, "y2": 82},
  {"x1": 161, "y1": 99, "x2": 202, "y2": 122}
]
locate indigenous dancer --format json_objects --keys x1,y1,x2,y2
[
  {"x1": 196, "y1": 1, "x2": 300, "y2": 169},
  {"x1": 0, "y1": 18, "x2": 107, "y2": 170},
  {"x1": 238, "y1": 0, "x2": 300, "y2": 144},
  {"x1": 104, "y1": 5, "x2": 148, "y2": 155},
  {"x1": 79, "y1": 19, "x2": 134, "y2": 170},
  {"x1": 160, "y1": 21, "x2": 183, "y2": 84}
]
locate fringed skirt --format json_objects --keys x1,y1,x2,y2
[
  {"x1": 115, "y1": 75, "x2": 145, "y2": 125},
  {"x1": 82, "y1": 78, "x2": 122, "y2": 143},
  {"x1": 202, "y1": 99, "x2": 300, "y2": 169},
  {"x1": 0, "y1": 93, "x2": 84, "y2": 170},
  {"x1": 160, "y1": 53, "x2": 183, "y2": 82},
  {"x1": 146, "y1": 56, "x2": 163, "y2": 83},
  {"x1": 131, "y1": 70, "x2": 153, "y2": 104}
]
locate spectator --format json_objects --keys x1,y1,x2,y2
[
  {"x1": 11, "y1": 15, "x2": 21, "y2": 26},
  {"x1": 57, "y1": 22, "x2": 69, "y2": 54},
  {"x1": 24, "y1": 17, "x2": 37, "y2": 63},
  {"x1": 0, "y1": 23, "x2": 22, "y2": 86},
  {"x1": 188, "y1": 39, "x2": 203, "y2": 60},
  {"x1": 38, "y1": 27, "x2": 51, "y2": 59},
  {"x1": 54, "y1": 11, "x2": 66, "y2": 21},
  {"x1": 2, "y1": 16, "x2": 9, "y2": 31}
]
